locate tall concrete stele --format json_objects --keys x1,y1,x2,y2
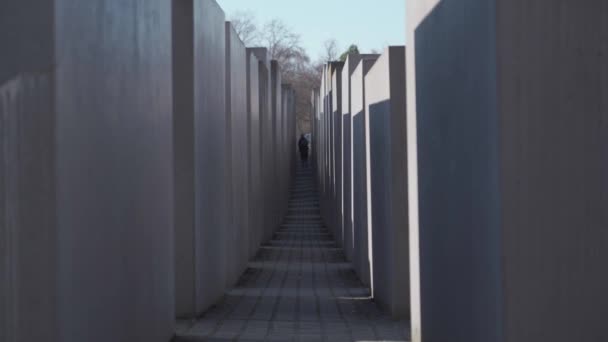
[
  {"x1": 406, "y1": 1, "x2": 608, "y2": 342},
  {"x1": 365, "y1": 46, "x2": 409, "y2": 319},
  {"x1": 1, "y1": 1, "x2": 175, "y2": 341},
  {"x1": 314, "y1": 50, "x2": 409, "y2": 320},
  {"x1": 0, "y1": 1, "x2": 297, "y2": 341}
]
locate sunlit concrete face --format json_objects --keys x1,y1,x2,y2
[
  {"x1": 409, "y1": 0, "x2": 608, "y2": 341},
  {"x1": 350, "y1": 57, "x2": 378, "y2": 287},
  {"x1": 364, "y1": 46, "x2": 409, "y2": 319},
  {"x1": 341, "y1": 54, "x2": 381, "y2": 265},
  {"x1": 1, "y1": 1, "x2": 174, "y2": 341},
  {"x1": 331, "y1": 63, "x2": 345, "y2": 247}
]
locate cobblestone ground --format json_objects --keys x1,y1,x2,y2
[{"x1": 174, "y1": 162, "x2": 410, "y2": 341}]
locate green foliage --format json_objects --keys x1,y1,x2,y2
[{"x1": 339, "y1": 44, "x2": 360, "y2": 62}]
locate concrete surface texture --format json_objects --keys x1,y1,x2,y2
[
  {"x1": 340, "y1": 54, "x2": 380, "y2": 265},
  {"x1": 1, "y1": 1, "x2": 175, "y2": 341},
  {"x1": 246, "y1": 49, "x2": 263, "y2": 259},
  {"x1": 364, "y1": 46, "x2": 409, "y2": 319},
  {"x1": 350, "y1": 57, "x2": 379, "y2": 288},
  {"x1": 331, "y1": 63, "x2": 345, "y2": 250},
  {"x1": 225, "y1": 21, "x2": 250, "y2": 289},
  {"x1": 250, "y1": 48, "x2": 275, "y2": 243},
  {"x1": 175, "y1": 163, "x2": 410, "y2": 341},
  {"x1": 172, "y1": 0, "x2": 196, "y2": 318},
  {"x1": 270, "y1": 61, "x2": 284, "y2": 228},
  {"x1": 408, "y1": 0, "x2": 608, "y2": 341},
  {"x1": 340, "y1": 54, "x2": 360, "y2": 263},
  {"x1": 174, "y1": 0, "x2": 230, "y2": 319}
]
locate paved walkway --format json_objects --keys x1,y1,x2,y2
[{"x1": 175, "y1": 162, "x2": 410, "y2": 341}]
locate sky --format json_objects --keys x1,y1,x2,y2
[{"x1": 216, "y1": 0, "x2": 406, "y2": 61}]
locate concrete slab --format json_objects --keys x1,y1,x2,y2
[
  {"x1": 225, "y1": 21, "x2": 250, "y2": 288},
  {"x1": 173, "y1": 0, "x2": 228, "y2": 318},
  {"x1": 341, "y1": 54, "x2": 380, "y2": 263},
  {"x1": 365, "y1": 46, "x2": 409, "y2": 318},
  {"x1": 350, "y1": 57, "x2": 379, "y2": 288},
  {"x1": 331, "y1": 63, "x2": 345, "y2": 248},
  {"x1": 246, "y1": 49, "x2": 262, "y2": 259},
  {"x1": 1, "y1": 2, "x2": 175, "y2": 341},
  {"x1": 408, "y1": 1, "x2": 608, "y2": 341},
  {"x1": 249, "y1": 48, "x2": 274, "y2": 243}
]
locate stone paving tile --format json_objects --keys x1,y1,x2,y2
[{"x1": 174, "y1": 164, "x2": 410, "y2": 342}]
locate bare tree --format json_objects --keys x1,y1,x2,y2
[
  {"x1": 321, "y1": 39, "x2": 339, "y2": 62},
  {"x1": 230, "y1": 10, "x2": 259, "y2": 45},
  {"x1": 229, "y1": 12, "x2": 322, "y2": 136}
]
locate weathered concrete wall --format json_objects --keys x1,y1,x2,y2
[
  {"x1": 497, "y1": 2, "x2": 608, "y2": 341},
  {"x1": 225, "y1": 21, "x2": 249, "y2": 288},
  {"x1": 192, "y1": 0, "x2": 227, "y2": 315},
  {"x1": 408, "y1": 0, "x2": 608, "y2": 341},
  {"x1": 172, "y1": 0, "x2": 196, "y2": 318},
  {"x1": 350, "y1": 57, "x2": 378, "y2": 287},
  {"x1": 341, "y1": 54, "x2": 379, "y2": 263},
  {"x1": 331, "y1": 63, "x2": 344, "y2": 246},
  {"x1": 0, "y1": 74, "x2": 58, "y2": 342},
  {"x1": 365, "y1": 46, "x2": 409, "y2": 318},
  {"x1": 270, "y1": 61, "x2": 283, "y2": 229},
  {"x1": 173, "y1": 0, "x2": 228, "y2": 318},
  {"x1": 341, "y1": 55, "x2": 358, "y2": 262},
  {"x1": 250, "y1": 48, "x2": 274, "y2": 242},
  {"x1": 1, "y1": 1, "x2": 174, "y2": 341},
  {"x1": 54, "y1": 2, "x2": 174, "y2": 341},
  {"x1": 246, "y1": 49, "x2": 262, "y2": 258}
]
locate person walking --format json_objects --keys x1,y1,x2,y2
[{"x1": 298, "y1": 134, "x2": 309, "y2": 162}]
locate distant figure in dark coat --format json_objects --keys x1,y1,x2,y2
[{"x1": 298, "y1": 134, "x2": 309, "y2": 161}]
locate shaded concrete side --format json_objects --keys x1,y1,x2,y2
[
  {"x1": 251, "y1": 48, "x2": 274, "y2": 242},
  {"x1": 0, "y1": 1, "x2": 55, "y2": 85},
  {"x1": 331, "y1": 63, "x2": 344, "y2": 247},
  {"x1": 246, "y1": 49, "x2": 262, "y2": 259},
  {"x1": 365, "y1": 47, "x2": 409, "y2": 318},
  {"x1": 0, "y1": 3, "x2": 57, "y2": 341},
  {"x1": 0, "y1": 74, "x2": 58, "y2": 342},
  {"x1": 341, "y1": 55, "x2": 359, "y2": 262},
  {"x1": 409, "y1": 0, "x2": 503, "y2": 340},
  {"x1": 270, "y1": 61, "x2": 282, "y2": 229},
  {"x1": 53, "y1": 1, "x2": 175, "y2": 341},
  {"x1": 192, "y1": 0, "x2": 228, "y2": 314},
  {"x1": 350, "y1": 59, "x2": 377, "y2": 287},
  {"x1": 225, "y1": 22, "x2": 249, "y2": 288},
  {"x1": 172, "y1": 0, "x2": 196, "y2": 318},
  {"x1": 497, "y1": 2, "x2": 608, "y2": 341},
  {"x1": 342, "y1": 54, "x2": 381, "y2": 266}
]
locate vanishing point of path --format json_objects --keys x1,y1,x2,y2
[{"x1": 174, "y1": 162, "x2": 410, "y2": 341}]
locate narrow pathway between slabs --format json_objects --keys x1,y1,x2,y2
[{"x1": 175, "y1": 161, "x2": 410, "y2": 341}]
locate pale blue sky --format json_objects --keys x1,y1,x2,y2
[{"x1": 216, "y1": 0, "x2": 406, "y2": 61}]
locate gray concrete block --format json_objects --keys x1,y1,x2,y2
[
  {"x1": 0, "y1": 73, "x2": 58, "y2": 342},
  {"x1": 365, "y1": 46, "x2": 409, "y2": 318},
  {"x1": 331, "y1": 63, "x2": 345, "y2": 247},
  {"x1": 1, "y1": 2, "x2": 175, "y2": 341},
  {"x1": 270, "y1": 61, "x2": 282, "y2": 230},
  {"x1": 408, "y1": 1, "x2": 608, "y2": 341},
  {"x1": 246, "y1": 49, "x2": 262, "y2": 259},
  {"x1": 350, "y1": 57, "x2": 378, "y2": 288},
  {"x1": 225, "y1": 21, "x2": 249, "y2": 288},
  {"x1": 172, "y1": 0, "x2": 196, "y2": 318},
  {"x1": 173, "y1": 0, "x2": 228, "y2": 318},
  {"x1": 249, "y1": 48, "x2": 274, "y2": 243},
  {"x1": 341, "y1": 54, "x2": 380, "y2": 263}
]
